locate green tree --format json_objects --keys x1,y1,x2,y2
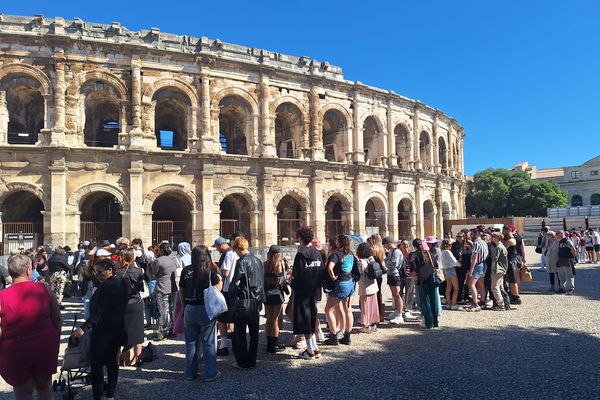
[{"x1": 466, "y1": 168, "x2": 567, "y2": 217}]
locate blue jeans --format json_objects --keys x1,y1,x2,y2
[{"x1": 184, "y1": 304, "x2": 218, "y2": 380}]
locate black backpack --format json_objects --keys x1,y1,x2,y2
[{"x1": 365, "y1": 260, "x2": 384, "y2": 280}]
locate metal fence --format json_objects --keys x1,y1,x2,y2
[
  {"x1": 80, "y1": 221, "x2": 122, "y2": 244},
  {"x1": 277, "y1": 218, "x2": 303, "y2": 246},
  {"x1": 152, "y1": 220, "x2": 189, "y2": 246},
  {"x1": 0, "y1": 222, "x2": 43, "y2": 255}
]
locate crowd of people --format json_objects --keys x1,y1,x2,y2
[{"x1": 0, "y1": 222, "x2": 590, "y2": 399}]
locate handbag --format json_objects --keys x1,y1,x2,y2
[
  {"x1": 520, "y1": 266, "x2": 533, "y2": 282},
  {"x1": 204, "y1": 271, "x2": 228, "y2": 320}
]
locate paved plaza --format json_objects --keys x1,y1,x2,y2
[{"x1": 2, "y1": 248, "x2": 600, "y2": 399}]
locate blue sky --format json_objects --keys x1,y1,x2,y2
[{"x1": 3, "y1": 0, "x2": 599, "y2": 175}]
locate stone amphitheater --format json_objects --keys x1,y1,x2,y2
[{"x1": 0, "y1": 14, "x2": 466, "y2": 251}]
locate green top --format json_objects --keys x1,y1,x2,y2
[{"x1": 493, "y1": 243, "x2": 508, "y2": 275}]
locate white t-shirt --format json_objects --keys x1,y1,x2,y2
[
  {"x1": 220, "y1": 250, "x2": 239, "y2": 292},
  {"x1": 593, "y1": 231, "x2": 600, "y2": 245}
]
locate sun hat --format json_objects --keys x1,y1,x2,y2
[{"x1": 424, "y1": 236, "x2": 437, "y2": 244}]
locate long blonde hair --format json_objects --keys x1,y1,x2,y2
[{"x1": 367, "y1": 234, "x2": 385, "y2": 264}]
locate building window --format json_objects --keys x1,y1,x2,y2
[
  {"x1": 571, "y1": 195, "x2": 583, "y2": 207},
  {"x1": 591, "y1": 170, "x2": 599, "y2": 176},
  {"x1": 571, "y1": 170, "x2": 581, "y2": 179},
  {"x1": 591, "y1": 193, "x2": 600, "y2": 206}
]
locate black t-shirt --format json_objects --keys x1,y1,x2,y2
[
  {"x1": 179, "y1": 266, "x2": 220, "y2": 306},
  {"x1": 292, "y1": 246, "x2": 323, "y2": 297}
]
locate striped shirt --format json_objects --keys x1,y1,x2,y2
[{"x1": 472, "y1": 238, "x2": 489, "y2": 264}]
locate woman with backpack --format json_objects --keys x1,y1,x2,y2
[
  {"x1": 323, "y1": 234, "x2": 355, "y2": 346},
  {"x1": 263, "y1": 245, "x2": 288, "y2": 353},
  {"x1": 356, "y1": 243, "x2": 380, "y2": 333}
]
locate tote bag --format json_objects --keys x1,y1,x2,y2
[{"x1": 204, "y1": 271, "x2": 228, "y2": 320}]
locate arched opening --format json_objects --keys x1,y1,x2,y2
[
  {"x1": 423, "y1": 200, "x2": 435, "y2": 237},
  {"x1": 1, "y1": 75, "x2": 45, "y2": 145},
  {"x1": 275, "y1": 103, "x2": 303, "y2": 159},
  {"x1": 363, "y1": 116, "x2": 382, "y2": 165},
  {"x1": 152, "y1": 193, "x2": 192, "y2": 246},
  {"x1": 153, "y1": 88, "x2": 190, "y2": 150},
  {"x1": 218, "y1": 96, "x2": 251, "y2": 155},
  {"x1": 394, "y1": 124, "x2": 410, "y2": 169},
  {"x1": 1, "y1": 191, "x2": 44, "y2": 254},
  {"x1": 325, "y1": 196, "x2": 345, "y2": 239},
  {"x1": 438, "y1": 137, "x2": 448, "y2": 171},
  {"x1": 398, "y1": 198, "x2": 412, "y2": 240},
  {"x1": 419, "y1": 131, "x2": 432, "y2": 171},
  {"x1": 80, "y1": 192, "x2": 122, "y2": 244},
  {"x1": 277, "y1": 195, "x2": 304, "y2": 246},
  {"x1": 365, "y1": 198, "x2": 386, "y2": 235},
  {"x1": 220, "y1": 194, "x2": 252, "y2": 245},
  {"x1": 82, "y1": 81, "x2": 121, "y2": 147},
  {"x1": 322, "y1": 109, "x2": 347, "y2": 162},
  {"x1": 592, "y1": 193, "x2": 600, "y2": 206},
  {"x1": 571, "y1": 195, "x2": 583, "y2": 207},
  {"x1": 442, "y1": 201, "x2": 451, "y2": 237}
]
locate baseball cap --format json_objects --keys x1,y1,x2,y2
[
  {"x1": 96, "y1": 248, "x2": 111, "y2": 257},
  {"x1": 382, "y1": 236, "x2": 396, "y2": 245},
  {"x1": 212, "y1": 237, "x2": 229, "y2": 247},
  {"x1": 268, "y1": 245, "x2": 281, "y2": 254}
]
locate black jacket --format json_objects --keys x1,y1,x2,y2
[
  {"x1": 291, "y1": 245, "x2": 322, "y2": 297},
  {"x1": 48, "y1": 253, "x2": 71, "y2": 274},
  {"x1": 229, "y1": 253, "x2": 265, "y2": 304}
]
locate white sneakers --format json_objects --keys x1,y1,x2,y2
[
  {"x1": 403, "y1": 310, "x2": 414, "y2": 320},
  {"x1": 390, "y1": 315, "x2": 405, "y2": 324}
]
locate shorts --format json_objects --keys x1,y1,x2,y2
[
  {"x1": 586, "y1": 247, "x2": 594, "y2": 252},
  {"x1": 594, "y1": 245, "x2": 600, "y2": 252},
  {"x1": 387, "y1": 274, "x2": 402, "y2": 287},
  {"x1": 329, "y1": 279, "x2": 354, "y2": 300},
  {"x1": 471, "y1": 262, "x2": 486, "y2": 280},
  {"x1": 217, "y1": 292, "x2": 231, "y2": 323},
  {"x1": 444, "y1": 267, "x2": 457, "y2": 279}
]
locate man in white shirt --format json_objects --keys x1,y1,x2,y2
[{"x1": 592, "y1": 228, "x2": 600, "y2": 263}]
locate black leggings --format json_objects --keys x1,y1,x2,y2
[{"x1": 90, "y1": 336, "x2": 120, "y2": 400}]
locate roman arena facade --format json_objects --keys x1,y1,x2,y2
[{"x1": 0, "y1": 14, "x2": 466, "y2": 251}]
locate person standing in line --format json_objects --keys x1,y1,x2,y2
[
  {"x1": 229, "y1": 236, "x2": 265, "y2": 369},
  {"x1": 503, "y1": 226, "x2": 522, "y2": 305},
  {"x1": 490, "y1": 232, "x2": 510, "y2": 311},
  {"x1": 583, "y1": 230, "x2": 594, "y2": 263},
  {"x1": 383, "y1": 237, "x2": 405, "y2": 324},
  {"x1": 366, "y1": 234, "x2": 387, "y2": 323},
  {"x1": 216, "y1": 234, "x2": 241, "y2": 356},
  {"x1": 263, "y1": 245, "x2": 287, "y2": 353},
  {"x1": 556, "y1": 231, "x2": 578, "y2": 295},
  {"x1": 466, "y1": 228, "x2": 489, "y2": 312},
  {"x1": 440, "y1": 239, "x2": 460, "y2": 310},
  {"x1": 72, "y1": 259, "x2": 129, "y2": 400},
  {"x1": 592, "y1": 228, "x2": 600, "y2": 263},
  {"x1": 0, "y1": 254, "x2": 61, "y2": 400},
  {"x1": 291, "y1": 227, "x2": 323, "y2": 360},
  {"x1": 147, "y1": 242, "x2": 178, "y2": 341},
  {"x1": 47, "y1": 246, "x2": 70, "y2": 310},
  {"x1": 410, "y1": 241, "x2": 439, "y2": 329},
  {"x1": 398, "y1": 240, "x2": 415, "y2": 319},
  {"x1": 356, "y1": 243, "x2": 380, "y2": 333},
  {"x1": 545, "y1": 231, "x2": 561, "y2": 292},
  {"x1": 538, "y1": 227, "x2": 549, "y2": 272},
  {"x1": 179, "y1": 246, "x2": 222, "y2": 382},
  {"x1": 451, "y1": 230, "x2": 471, "y2": 304}
]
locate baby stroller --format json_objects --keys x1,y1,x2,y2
[{"x1": 53, "y1": 317, "x2": 91, "y2": 400}]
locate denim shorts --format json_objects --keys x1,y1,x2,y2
[
  {"x1": 444, "y1": 267, "x2": 457, "y2": 279},
  {"x1": 471, "y1": 262, "x2": 486, "y2": 280},
  {"x1": 330, "y1": 279, "x2": 355, "y2": 299}
]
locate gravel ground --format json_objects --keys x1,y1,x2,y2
[{"x1": 3, "y1": 247, "x2": 600, "y2": 399}]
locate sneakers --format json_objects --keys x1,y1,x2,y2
[
  {"x1": 299, "y1": 350, "x2": 315, "y2": 360},
  {"x1": 216, "y1": 347, "x2": 229, "y2": 357},
  {"x1": 335, "y1": 330, "x2": 345, "y2": 340},
  {"x1": 450, "y1": 304, "x2": 460, "y2": 311},
  {"x1": 388, "y1": 311, "x2": 400, "y2": 321},
  {"x1": 323, "y1": 334, "x2": 339, "y2": 346},
  {"x1": 390, "y1": 315, "x2": 404, "y2": 324},
  {"x1": 205, "y1": 371, "x2": 222, "y2": 382},
  {"x1": 339, "y1": 332, "x2": 351, "y2": 345},
  {"x1": 466, "y1": 305, "x2": 481, "y2": 312},
  {"x1": 404, "y1": 310, "x2": 414, "y2": 319}
]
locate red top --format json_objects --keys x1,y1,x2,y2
[{"x1": 0, "y1": 281, "x2": 56, "y2": 342}]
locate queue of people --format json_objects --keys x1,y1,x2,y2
[{"x1": 1, "y1": 222, "x2": 566, "y2": 398}]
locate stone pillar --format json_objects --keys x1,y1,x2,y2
[
  {"x1": 250, "y1": 210, "x2": 260, "y2": 247},
  {"x1": 415, "y1": 175, "x2": 422, "y2": 238},
  {"x1": 188, "y1": 106, "x2": 199, "y2": 151},
  {"x1": 352, "y1": 91, "x2": 364, "y2": 163},
  {"x1": 198, "y1": 162, "x2": 217, "y2": 244},
  {"x1": 200, "y1": 70, "x2": 217, "y2": 153},
  {"x1": 128, "y1": 57, "x2": 145, "y2": 150},
  {"x1": 413, "y1": 104, "x2": 422, "y2": 170},
  {"x1": 309, "y1": 85, "x2": 323, "y2": 161},
  {"x1": 386, "y1": 100, "x2": 397, "y2": 167},
  {"x1": 432, "y1": 115, "x2": 440, "y2": 174},
  {"x1": 48, "y1": 159, "x2": 67, "y2": 245},
  {"x1": 353, "y1": 174, "x2": 365, "y2": 233},
  {"x1": 0, "y1": 91, "x2": 8, "y2": 144},
  {"x1": 259, "y1": 75, "x2": 276, "y2": 157},
  {"x1": 52, "y1": 50, "x2": 67, "y2": 146},
  {"x1": 259, "y1": 166, "x2": 277, "y2": 245},
  {"x1": 128, "y1": 160, "x2": 144, "y2": 240},
  {"x1": 310, "y1": 173, "x2": 325, "y2": 241},
  {"x1": 435, "y1": 185, "x2": 443, "y2": 238},
  {"x1": 387, "y1": 182, "x2": 398, "y2": 239}
]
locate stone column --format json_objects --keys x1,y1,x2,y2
[
  {"x1": 259, "y1": 166, "x2": 277, "y2": 245},
  {"x1": 352, "y1": 91, "x2": 364, "y2": 163},
  {"x1": 415, "y1": 175, "x2": 422, "y2": 238},
  {"x1": 310, "y1": 173, "x2": 325, "y2": 241},
  {"x1": 200, "y1": 70, "x2": 217, "y2": 153},
  {"x1": 387, "y1": 182, "x2": 398, "y2": 239},
  {"x1": 198, "y1": 162, "x2": 217, "y2": 244},
  {"x1": 48, "y1": 159, "x2": 67, "y2": 246},
  {"x1": 386, "y1": 100, "x2": 397, "y2": 167},
  {"x1": 309, "y1": 85, "x2": 324, "y2": 160},
  {"x1": 435, "y1": 185, "x2": 443, "y2": 238},
  {"x1": 413, "y1": 104, "x2": 422, "y2": 170},
  {"x1": 432, "y1": 115, "x2": 440, "y2": 174},
  {"x1": 353, "y1": 173, "x2": 366, "y2": 233},
  {"x1": 128, "y1": 160, "x2": 144, "y2": 240},
  {"x1": 129, "y1": 57, "x2": 145, "y2": 150},
  {"x1": 52, "y1": 50, "x2": 67, "y2": 146},
  {"x1": 259, "y1": 75, "x2": 276, "y2": 157},
  {"x1": 0, "y1": 91, "x2": 8, "y2": 144},
  {"x1": 250, "y1": 210, "x2": 260, "y2": 247}
]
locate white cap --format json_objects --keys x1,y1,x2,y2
[{"x1": 96, "y1": 248, "x2": 111, "y2": 257}]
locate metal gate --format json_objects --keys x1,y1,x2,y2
[
  {"x1": 277, "y1": 218, "x2": 303, "y2": 246},
  {"x1": 220, "y1": 219, "x2": 239, "y2": 242},
  {"x1": 398, "y1": 220, "x2": 411, "y2": 240},
  {"x1": 80, "y1": 221, "x2": 122, "y2": 244},
  {"x1": 152, "y1": 220, "x2": 189, "y2": 246},
  {"x1": 1, "y1": 222, "x2": 43, "y2": 255},
  {"x1": 326, "y1": 219, "x2": 344, "y2": 240},
  {"x1": 424, "y1": 219, "x2": 434, "y2": 237}
]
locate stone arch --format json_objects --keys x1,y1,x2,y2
[
  {"x1": 362, "y1": 115, "x2": 385, "y2": 165},
  {"x1": 419, "y1": 130, "x2": 433, "y2": 171},
  {"x1": 571, "y1": 194, "x2": 583, "y2": 207},
  {"x1": 323, "y1": 189, "x2": 354, "y2": 212},
  {"x1": 394, "y1": 122, "x2": 412, "y2": 169},
  {"x1": 211, "y1": 86, "x2": 259, "y2": 115},
  {"x1": 0, "y1": 63, "x2": 52, "y2": 95},
  {"x1": 362, "y1": 191, "x2": 389, "y2": 214},
  {"x1": 143, "y1": 184, "x2": 199, "y2": 213},
  {"x1": 591, "y1": 193, "x2": 600, "y2": 206},
  {"x1": 364, "y1": 191, "x2": 388, "y2": 235},
  {"x1": 0, "y1": 182, "x2": 48, "y2": 211},
  {"x1": 150, "y1": 84, "x2": 195, "y2": 150},
  {"x1": 67, "y1": 70, "x2": 128, "y2": 101},
  {"x1": 214, "y1": 186, "x2": 258, "y2": 211},
  {"x1": 273, "y1": 187, "x2": 311, "y2": 212},
  {"x1": 269, "y1": 95, "x2": 309, "y2": 117},
  {"x1": 142, "y1": 78, "x2": 199, "y2": 108},
  {"x1": 273, "y1": 101, "x2": 305, "y2": 158},
  {"x1": 215, "y1": 90, "x2": 257, "y2": 155},
  {"x1": 67, "y1": 183, "x2": 130, "y2": 212},
  {"x1": 438, "y1": 135, "x2": 448, "y2": 170},
  {"x1": 321, "y1": 104, "x2": 352, "y2": 162},
  {"x1": 318, "y1": 103, "x2": 353, "y2": 128}
]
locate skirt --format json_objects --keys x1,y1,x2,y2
[
  {"x1": 359, "y1": 294, "x2": 380, "y2": 327},
  {"x1": 124, "y1": 298, "x2": 145, "y2": 346}
]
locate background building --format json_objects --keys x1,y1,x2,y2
[{"x1": 0, "y1": 15, "x2": 466, "y2": 252}]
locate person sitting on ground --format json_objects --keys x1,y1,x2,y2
[{"x1": 0, "y1": 254, "x2": 61, "y2": 400}]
